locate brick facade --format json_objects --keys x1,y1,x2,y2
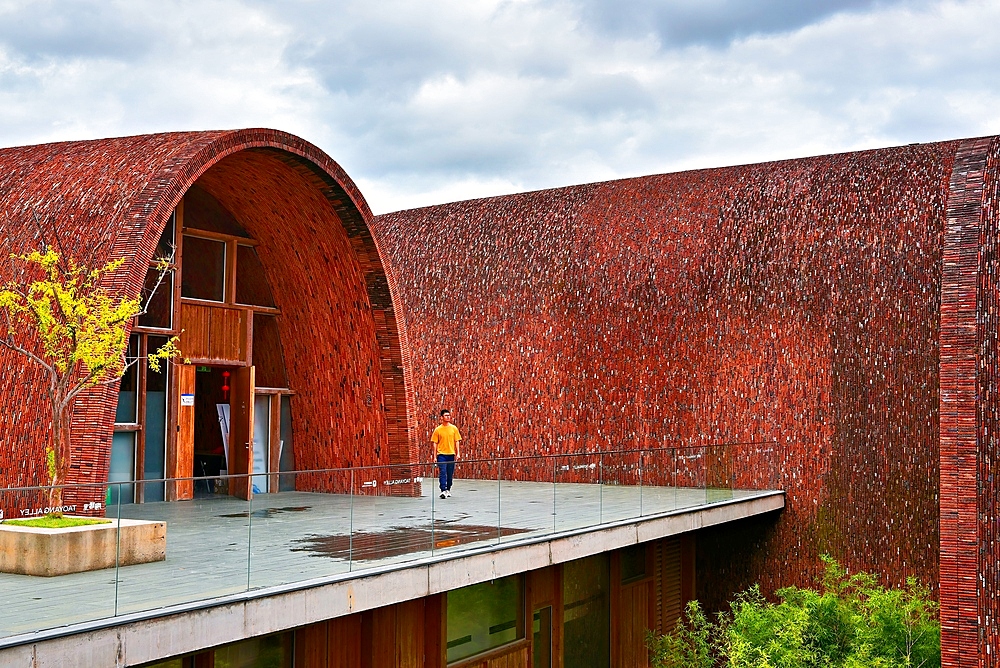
[
  {"x1": 939, "y1": 136, "x2": 1000, "y2": 667},
  {"x1": 373, "y1": 138, "x2": 998, "y2": 665},
  {"x1": 0, "y1": 129, "x2": 415, "y2": 506},
  {"x1": 3, "y1": 128, "x2": 999, "y2": 664}
]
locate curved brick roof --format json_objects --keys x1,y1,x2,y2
[
  {"x1": 0, "y1": 130, "x2": 414, "y2": 494},
  {"x1": 0, "y1": 129, "x2": 373, "y2": 278},
  {"x1": 373, "y1": 136, "x2": 1000, "y2": 663}
]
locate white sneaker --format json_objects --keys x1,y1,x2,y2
[
  {"x1": 440, "y1": 492, "x2": 447, "y2": 499},
  {"x1": 445, "y1": 490, "x2": 452, "y2": 498}
]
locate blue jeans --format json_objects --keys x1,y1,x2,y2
[{"x1": 437, "y1": 454, "x2": 456, "y2": 491}]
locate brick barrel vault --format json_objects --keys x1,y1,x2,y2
[
  {"x1": 374, "y1": 136, "x2": 1000, "y2": 665},
  {"x1": 0, "y1": 129, "x2": 417, "y2": 503}
]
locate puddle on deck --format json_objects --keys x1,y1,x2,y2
[
  {"x1": 219, "y1": 506, "x2": 311, "y2": 519},
  {"x1": 291, "y1": 522, "x2": 530, "y2": 561}
]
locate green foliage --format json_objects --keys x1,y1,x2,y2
[
  {"x1": 45, "y1": 444, "x2": 57, "y2": 484},
  {"x1": 648, "y1": 557, "x2": 940, "y2": 668},
  {"x1": 0, "y1": 249, "x2": 139, "y2": 382},
  {"x1": 148, "y1": 334, "x2": 185, "y2": 373},
  {"x1": 4, "y1": 516, "x2": 111, "y2": 528},
  {"x1": 0, "y1": 247, "x2": 181, "y2": 509},
  {"x1": 647, "y1": 601, "x2": 715, "y2": 668}
]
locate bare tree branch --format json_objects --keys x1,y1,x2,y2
[
  {"x1": 0, "y1": 335, "x2": 56, "y2": 377},
  {"x1": 136, "y1": 243, "x2": 176, "y2": 319}
]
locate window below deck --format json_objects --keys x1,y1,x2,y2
[{"x1": 447, "y1": 574, "x2": 525, "y2": 663}]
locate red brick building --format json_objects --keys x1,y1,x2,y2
[
  {"x1": 0, "y1": 130, "x2": 997, "y2": 666},
  {"x1": 374, "y1": 136, "x2": 1000, "y2": 667},
  {"x1": 0, "y1": 129, "x2": 415, "y2": 507}
]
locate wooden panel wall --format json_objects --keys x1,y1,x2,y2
[
  {"x1": 680, "y1": 536, "x2": 696, "y2": 607},
  {"x1": 295, "y1": 620, "x2": 330, "y2": 668},
  {"x1": 169, "y1": 364, "x2": 196, "y2": 501},
  {"x1": 286, "y1": 544, "x2": 695, "y2": 668},
  {"x1": 486, "y1": 647, "x2": 529, "y2": 668},
  {"x1": 365, "y1": 598, "x2": 429, "y2": 668},
  {"x1": 618, "y1": 582, "x2": 653, "y2": 668},
  {"x1": 179, "y1": 302, "x2": 248, "y2": 364},
  {"x1": 659, "y1": 538, "x2": 682, "y2": 631},
  {"x1": 330, "y1": 614, "x2": 364, "y2": 666},
  {"x1": 294, "y1": 614, "x2": 363, "y2": 668},
  {"x1": 450, "y1": 642, "x2": 531, "y2": 668}
]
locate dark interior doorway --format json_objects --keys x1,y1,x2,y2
[{"x1": 192, "y1": 365, "x2": 234, "y2": 496}]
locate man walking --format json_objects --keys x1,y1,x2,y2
[{"x1": 431, "y1": 409, "x2": 461, "y2": 499}]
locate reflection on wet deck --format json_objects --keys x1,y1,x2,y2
[{"x1": 0, "y1": 477, "x2": 779, "y2": 643}]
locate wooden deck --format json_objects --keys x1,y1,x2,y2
[{"x1": 0, "y1": 478, "x2": 778, "y2": 641}]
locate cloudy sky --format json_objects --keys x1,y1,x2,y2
[{"x1": 0, "y1": 0, "x2": 997, "y2": 213}]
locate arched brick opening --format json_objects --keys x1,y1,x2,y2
[
  {"x1": 190, "y1": 148, "x2": 409, "y2": 473},
  {"x1": 0, "y1": 129, "x2": 415, "y2": 507}
]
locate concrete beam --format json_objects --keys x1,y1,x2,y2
[{"x1": 1, "y1": 492, "x2": 783, "y2": 666}]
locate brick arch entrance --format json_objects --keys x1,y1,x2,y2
[{"x1": 0, "y1": 129, "x2": 416, "y2": 510}]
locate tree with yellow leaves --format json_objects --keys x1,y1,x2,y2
[{"x1": 0, "y1": 247, "x2": 181, "y2": 514}]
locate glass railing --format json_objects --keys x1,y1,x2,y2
[{"x1": 0, "y1": 441, "x2": 779, "y2": 641}]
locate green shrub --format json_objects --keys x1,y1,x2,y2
[
  {"x1": 4, "y1": 516, "x2": 111, "y2": 529},
  {"x1": 647, "y1": 556, "x2": 940, "y2": 668},
  {"x1": 646, "y1": 600, "x2": 714, "y2": 668}
]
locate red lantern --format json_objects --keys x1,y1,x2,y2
[{"x1": 222, "y1": 370, "x2": 230, "y2": 400}]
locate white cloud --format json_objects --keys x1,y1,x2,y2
[{"x1": 0, "y1": 0, "x2": 998, "y2": 213}]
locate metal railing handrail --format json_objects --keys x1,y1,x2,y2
[{"x1": 0, "y1": 440, "x2": 778, "y2": 494}]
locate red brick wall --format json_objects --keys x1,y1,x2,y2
[
  {"x1": 193, "y1": 149, "x2": 410, "y2": 478},
  {"x1": 373, "y1": 141, "x2": 961, "y2": 619},
  {"x1": 0, "y1": 130, "x2": 414, "y2": 509},
  {"x1": 977, "y1": 137, "x2": 1000, "y2": 667},
  {"x1": 939, "y1": 136, "x2": 1000, "y2": 667}
]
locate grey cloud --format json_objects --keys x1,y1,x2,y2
[
  {"x1": 0, "y1": 0, "x2": 996, "y2": 215},
  {"x1": 570, "y1": 0, "x2": 930, "y2": 46},
  {"x1": 554, "y1": 73, "x2": 656, "y2": 119},
  {"x1": 260, "y1": 0, "x2": 1000, "y2": 209},
  {"x1": 0, "y1": 1, "x2": 155, "y2": 62}
]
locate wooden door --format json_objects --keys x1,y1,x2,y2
[
  {"x1": 229, "y1": 365, "x2": 255, "y2": 500},
  {"x1": 617, "y1": 581, "x2": 653, "y2": 668},
  {"x1": 171, "y1": 364, "x2": 196, "y2": 501}
]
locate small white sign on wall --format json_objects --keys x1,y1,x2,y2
[{"x1": 180, "y1": 393, "x2": 195, "y2": 407}]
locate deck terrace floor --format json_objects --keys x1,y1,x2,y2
[{"x1": 0, "y1": 478, "x2": 777, "y2": 641}]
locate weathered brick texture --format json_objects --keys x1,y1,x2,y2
[
  {"x1": 0, "y1": 130, "x2": 415, "y2": 507},
  {"x1": 373, "y1": 138, "x2": 999, "y2": 665}
]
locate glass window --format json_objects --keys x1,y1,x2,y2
[
  {"x1": 144, "y1": 336, "x2": 169, "y2": 502},
  {"x1": 139, "y1": 267, "x2": 174, "y2": 329},
  {"x1": 213, "y1": 631, "x2": 292, "y2": 668},
  {"x1": 181, "y1": 236, "x2": 226, "y2": 302},
  {"x1": 447, "y1": 575, "x2": 524, "y2": 663},
  {"x1": 533, "y1": 607, "x2": 552, "y2": 668},
  {"x1": 184, "y1": 185, "x2": 250, "y2": 237},
  {"x1": 621, "y1": 544, "x2": 648, "y2": 584},
  {"x1": 115, "y1": 335, "x2": 139, "y2": 424},
  {"x1": 252, "y1": 314, "x2": 286, "y2": 388},
  {"x1": 563, "y1": 555, "x2": 610, "y2": 668},
  {"x1": 278, "y1": 396, "x2": 295, "y2": 491},
  {"x1": 155, "y1": 213, "x2": 176, "y2": 260},
  {"x1": 252, "y1": 395, "x2": 270, "y2": 494},
  {"x1": 236, "y1": 245, "x2": 275, "y2": 307},
  {"x1": 108, "y1": 431, "x2": 136, "y2": 505}
]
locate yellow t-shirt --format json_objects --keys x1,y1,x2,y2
[{"x1": 431, "y1": 423, "x2": 462, "y2": 455}]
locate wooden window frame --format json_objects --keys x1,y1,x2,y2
[{"x1": 445, "y1": 574, "x2": 527, "y2": 666}]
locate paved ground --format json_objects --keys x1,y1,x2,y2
[{"x1": 0, "y1": 477, "x2": 771, "y2": 639}]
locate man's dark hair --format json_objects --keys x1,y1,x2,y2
[{"x1": 440, "y1": 409, "x2": 450, "y2": 416}]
